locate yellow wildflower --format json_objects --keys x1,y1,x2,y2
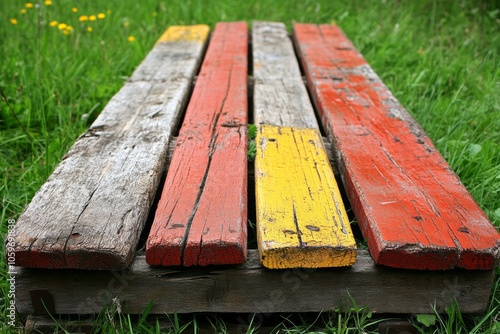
[
  {"x1": 44, "y1": 0, "x2": 52, "y2": 6},
  {"x1": 89, "y1": 15, "x2": 96, "y2": 21},
  {"x1": 87, "y1": 26, "x2": 93, "y2": 32},
  {"x1": 79, "y1": 15, "x2": 89, "y2": 22},
  {"x1": 66, "y1": 26, "x2": 73, "y2": 32},
  {"x1": 25, "y1": 3, "x2": 33, "y2": 8},
  {"x1": 98, "y1": 13, "x2": 106, "y2": 19},
  {"x1": 10, "y1": 18, "x2": 18, "y2": 25},
  {"x1": 63, "y1": 30, "x2": 70, "y2": 35},
  {"x1": 49, "y1": 20, "x2": 58, "y2": 27},
  {"x1": 128, "y1": 35, "x2": 136, "y2": 42},
  {"x1": 20, "y1": 9, "x2": 27, "y2": 14},
  {"x1": 72, "y1": 7, "x2": 78, "y2": 13},
  {"x1": 58, "y1": 23, "x2": 67, "y2": 30}
]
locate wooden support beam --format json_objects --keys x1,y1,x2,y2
[
  {"x1": 10, "y1": 25, "x2": 209, "y2": 270},
  {"x1": 252, "y1": 21, "x2": 356, "y2": 268},
  {"x1": 146, "y1": 22, "x2": 248, "y2": 267},
  {"x1": 14, "y1": 250, "x2": 494, "y2": 315},
  {"x1": 293, "y1": 23, "x2": 500, "y2": 270}
]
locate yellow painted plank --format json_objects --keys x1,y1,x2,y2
[
  {"x1": 255, "y1": 125, "x2": 357, "y2": 268},
  {"x1": 156, "y1": 24, "x2": 210, "y2": 44}
]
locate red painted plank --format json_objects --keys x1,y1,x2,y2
[
  {"x1": 146, "y1": 22, "x2": 248, "y2": 266},
  {"x1": 294, "y1": 23, "x2": 500, "y2": 270}
]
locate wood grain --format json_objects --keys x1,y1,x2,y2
[
  {"x1": 252, "y1": 22, "x2": 318, "y2": 128},
  {"x1": 15, "y1": 250, "x2": 494, "y2": 315},
  {"x1": 293, "y1": 23, "x2": 500, "y2": 270},
  {"x1": 252, "y1": 21, "x2": 355, "y2": 268},
  {"x1": 146, "y1": 22, "x2": 248, "y2": 267},
  {"x1": 255, "y1": 126, "x2": 357, "y2": 268},
  {"x1": 10, "y1": 25, "x2": 209, "y2": 270}
]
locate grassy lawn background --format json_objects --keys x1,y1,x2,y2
[{"x1": 1, "y1": 0, "x2": 499, "y2": 332}]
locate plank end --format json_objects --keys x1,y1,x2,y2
[
  {"x1": 184, "y1": 241, "x2": 247, "y2": 267},
  {"x1": 145, "y1": 243, "x2": 182, "y2": 266},
  {"x1": 374, "y1": 246, "x2": 459, "y2": 270},
  {"x1": 458, "y1": 246, "x2": 500, "y2": 270},
  {"x1": 260, "y1": 246, "x2": 357, "y2": 269},
  {"x1": 156, "y1": 24, "x2": 210, "y2": 44},
  {"x1": 13, "y1": 249, "x2": 66, "y2": 270},
  {"x1": 13, "y1": 248, "x2": 133, "y2": 270}
]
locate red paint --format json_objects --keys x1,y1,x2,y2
[
  {"x1": 146, "y1": 22, "x2": 248, "y2": 266},
  {"x1": 294, "y1": 23, "x2": 500, "y2": 270}
]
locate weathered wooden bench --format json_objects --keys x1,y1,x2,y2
[{"x1": 11, "y1": 21, "x2": 499, "y2": 325}]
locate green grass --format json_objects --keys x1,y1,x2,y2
[{"x1": 1, "y1": 0, "x2": 499, "y2": 332}]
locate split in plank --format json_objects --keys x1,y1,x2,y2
[
  {"x1": 253, "y1": 21, "x2": 356, "y2": 269},
  {"x1": 146, "y1": 22, "x2": 248, "y2": 267},
  {"x1": 294, "y1": 23, "x2": 500, "y2": 270},
  {"x1": 11, "y1": 25, "x2": 209, "y2": 270}
]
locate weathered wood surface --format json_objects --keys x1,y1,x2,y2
[
  {"x1": 146, "y1": 22, "x2": 248, "y2": 267},
  {"x1": 293, "y1": 23, "x2": 500, "y2": 270},
  {"x1": 10, "y1": 25, "x2": 209, "y2": 270},
  {"x1": 255, "y1": 126, "x2": 357, "y2": 268},
  {"x1": 252, "y1": 21, "x2": 355, "y2": 268},
  {"x1": 15, "y1": 250, "x2": 494, "y2": 315},
  {"x1": 252, "y1": 22, "x2": 318, "y2": 129}
]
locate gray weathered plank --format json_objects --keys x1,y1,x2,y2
[
  {"x1": 15, "y1": 250, "x2": 493, "y2": 315},
  {"x1": 252, "y1": 21, "x2": 318, "y2": 128},
  {"x1": 11, "y1": 25, "x2": 210, "y2": 270}
]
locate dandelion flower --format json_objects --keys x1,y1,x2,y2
[
  {"x1": 79, "y1": 15, "x2": 88, "y2": 22},
  {"x1": 98, "y1": 13, "x2": 106, "y2": 19},
  {"x1": 25, "y1": 3, "x2": 34, "y2": 8},
  {"x1": 72, "y1": 7, "x2": 78, "y2": 13},
  {"x1": 63, "y1": 30, "x2": 70, "y2": 35},
  {"x1": 128, "y1": 35, "x2": 136, "y2": 42},
  {"x1": 10, "y1": 18, "x2": 18, "y2": 25},
  {"x1": 58, "y1": 23, "x2": 67, "y2": 30},
  {"x1": 49, "y1": 20, "x2": 58, "y2": 27},
  {"x1": 89, "y1": 15, "x2": 96, "y2": 21},
  {"x1": 87, "y1": 26, "x2": 93, "y2": 32},
  {"x1": 20, "y1": 9, "x2": 27, "y2": 14},
  {"x1": 44, "y1": 0, "x2": 52, "y2": 6},
  {"x1": 66, "y1": 26, "x2": 73, "y2": 32}
]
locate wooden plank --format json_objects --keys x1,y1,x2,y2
[
  {"x1": 11, "y1": 25, "x2": 209, "y2": 270},
  {"x1": 130, "y1": 24, "x2": 209, "y2": 82},
  {"x1": 293, "y1": 23, "x2": 500, "y2": 270},
  {"x1": 146, "y1": 22, "x2": 248, "y2": 267},
  {"x1": 15, "y1": 250, "x2": 494, "y2": 315},
  {"x1": 255, "y1": 126, "x2": 357, "y2": 268},
  {"x1": 252, "y1": 21, "x2": 356, "y2": 268},
  {"x1": 252, "y1": 22, "x2": 318, "y2": 128}
]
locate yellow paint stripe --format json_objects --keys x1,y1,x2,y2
[
  {"x1": 156, "y1": 25, "x2": 210, "y2": 44},
  {"x1": 255, "y1": 125, "x2": 357, "y2": 269}
]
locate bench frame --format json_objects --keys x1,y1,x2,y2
[{"x1": 12, "y1": 22, "x2": 498, "y2": 328}]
